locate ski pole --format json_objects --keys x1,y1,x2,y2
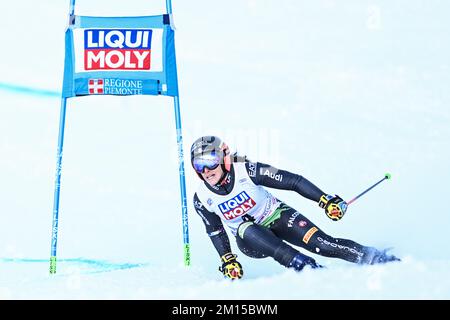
[{"x1": 347, "y1": 173, "x2": 391, "y2": 205}]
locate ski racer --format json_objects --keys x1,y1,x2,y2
[{"x1": 191, "y1": 136, "x2": 400, "y2": 280}]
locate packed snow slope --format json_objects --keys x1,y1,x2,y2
[{"x1": 1, "y1": 0, "x2": 449, "y2": 299}]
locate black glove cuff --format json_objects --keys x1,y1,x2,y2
[
  {"x1": 221, "y1": 252, "x2": 237, "y2": 263},
  {"x1": 318, "y1": 194, "x2": 330, "y2": 209}
]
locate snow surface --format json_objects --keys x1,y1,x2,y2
[{"x1": 1, "y1": 0, "x2": 449, "y2": 299}]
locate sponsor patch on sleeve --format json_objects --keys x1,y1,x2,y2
[{"x1": 303, "y1": 227, "x2": 318, "y2": 244}]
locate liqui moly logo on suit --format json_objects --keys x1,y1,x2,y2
[
  {"x1": 73, "y1": 28, "x2": 163, "y2": 72},
  {"x1": 218, "y1": 191, "x2": 256, "y2": 220}
]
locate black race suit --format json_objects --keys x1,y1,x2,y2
[{"x1": 193, "y1": 158, "x2": 382, "y2": 268}]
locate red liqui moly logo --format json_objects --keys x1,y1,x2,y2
[
  {"x1": 218, "y1": 191, "x2": 256, "y2": 220},
  {"x1": 84, "y1": 29, "x2": 152, "y2": 70}
]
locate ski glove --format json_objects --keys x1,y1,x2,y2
[
  {"x1": 319, "y1": 194, "x2": 348, "y2": 221},
  {"x1": 219, "y1": 252, "x2": 243, "y2": 280}
]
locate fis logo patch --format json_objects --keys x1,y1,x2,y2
[
  {"x1": 84, "y1": 29, "x2": 152, "y2": 70},
  {"x1": 299, "y1": 220, "x2": 307, "y2": 227},
  {"x1": 218, "y1": 191, "x2": 256, "y2": 220}
]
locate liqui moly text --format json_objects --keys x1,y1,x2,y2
[
  {"x1": 218, "y1": 191, "x2": 256, "y2": 220},
  {"x1": 84, "y1": 29, "x2": 152, "y2": 70}
]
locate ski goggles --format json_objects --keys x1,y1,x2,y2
[{"x1": 192, "y1": 151, "x2": 221, "y2": 173}]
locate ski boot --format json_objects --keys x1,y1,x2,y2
[
  {"x1": 289, "y1": 253, "x2": 323, "y2": 271},
  {"x1": 361, "y1": 248, "x2": 401, "y2": 265}
]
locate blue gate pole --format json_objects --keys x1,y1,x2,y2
[
  {"x1": 166, "y1": 0, "x2": 190, "y2": 266},
  {"x1": 49, "y1": 98, "x2": 68, "y2": 274},
  {"x1": 49, "y1": 0, "x2": 75, "y2": 275}
]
